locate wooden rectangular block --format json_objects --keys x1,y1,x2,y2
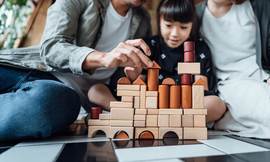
[
  {"x1": 99, "y1": 113, "x2": 111, "y2": 120},
  {"x1": 169, "y1": 115, "x2": 182, "y2": 127},
  {"x1": 192, "y1": 85, "x2": 204, "y2": 109},
  {"x1": 159, "y1": 109, "x2": 183, "y2": 115},
  {"x1": 110, "y1": 101, "x2": 133, "y2": 108},
  {"x1": 88, "y1": 126, "x2": 111, "y2": 138},
  {"x1": 134, "y1": 115, "x2": 146, "y2": 121},
  {"x1": 88, "y1": 119, "x2": 110, "y2": 126},
  {"x1": 135, "y1": 109, "x2": 147, "y2": 115},
  {"x1": 110, "y1": 127, "x2": 134, "y2": 139},
  {"x1": 146, "y1": 96, "x2": 158, "y2": 109},
  {"x1": 110, "y1": 108, "x2": 134, "y2": 120},
  {"x1": 194, "y1": 115, "x2": 206, "y2": 127},
  {"x1": 117, "y1": 85, "x2": 140, "y2": 91},
  {"x1": 135, "y1": 128, "x2": 159, "y2": 139},
  {"x1": 134, "y1": 120, "x2": 146, "y2": 127},
  {"x1": 110, "y1": 120, "x2": 133, "y2": 127},
  {"x1": 134, "y1": 96, "x2": 140, "y2": 108},
  {"x1": 182, "y1": 114, "x2": 194, "y2": 127},
  {"x1": 178, "y1": 63, "x2": 201, "y2": 74},
  {"x1": 146, "y1": 115, "x2": 158, "y2": 127},
  {"x1": 147, "y1": 109, "x2": 159, "y2": 115},
  {"x1": 183, "y1": 128, "x2": 208, "y2": 140},
  {"x1": 146, "y1": 91, "x2": 158, "y2": 97},
  {"x1": 122, "y1": 96, "x2": 134, "y2": 102},
  {"x1": 159, "y1": 128, "x2": 183, "y2": 139},
  {"x1": 140, "y1": 85, "x2": 146, "y2": 109},
  {"x1": 184, "y1": 109, "x2": 207, "y2": 115},
  {"x1": 117, "y1": 90, "x2": 140, "y2": 97},
  {"x1": 158, "y1": 115, "x2": 169, "y2": 127}
]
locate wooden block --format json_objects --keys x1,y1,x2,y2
[
  {"x1": 110, "y1": 120, "x2": 133, "y2": 127},
  {"x1": 134, "y1": 120, "x2": 146, "y2": 127},
  {"x1": 178, "y1": 63, "x2": 201, "y2": 74},
  {"x1": 169, "y1": 115, "x2": 182, "y2": 127},
  {"x1": 159, "y1": 109, "x2": 183, "y2": 115},
  {"x1": 183, "y1": 128, "x2": 208, "y2": 140},
  {"x1": 88, "y1": 126, "x2": 111, "y2": 138},
  {"x1": 110, "y1": 108, "x2": 134, "y2": 120},
  {"x1": 184, "y1": 109, "x2": 207, "y2": 115},
  {"x1": 110, "y1": 101, "x2": 133, "y2": 108},
  {"x1": 146, "y1": 115, "x2": 158, "y2": 127},
  {"x1": 159, "y1": 85, "x2": 169, "y2": 109},
  {"x1": 110, "y1": 127, "x2": 134, "y2": 139},
  {"x1": 182, "y1": 114, "x2": 194, "y2": 127},
  {"x1": 181, "y1": 85, "x2": 192, "y2": 109},
  {"x1": 134, "y1": 97, "x2": 140, "y2": 108},
  {"x1": 147, "y1": 69, "x2": 159, "y2": 91},
  {"x1": 140, "y1": 85, "x2": 146, "y2": 109},
  {"x1": 158, "y1": 115, "x2": 169, "y2": 127},
  {"x1": 117, "y1": 77, "x2": 131, "y2": 84},
  {"x1": 134, "y1": 115, "x2": 146, "y2": 121},
  {"x1": 117, "y1": 90, "x2": 140, "y2": 97},
  {"x1": 133, "y1": 75, "x2": 146, "y2": 85},
  {"x1": 135, "y1": 109, "x2": 147, "y2": 115},
  {"x1": 146, "y1": 96, "x2": 158, "y2": 109},
  {"x1": 146, "y1": 91, "x2": 158, "y2": 97},
  {"x1": 192, "y1": 85, "x2": 204, "y2": 109},
  {"x1": 122, "y1": 96, "x2": 133, "y2": 102},
  {"x1": 99, "y1": 113, "x2": 111, "y2": 120},
  {"x1": 135, "y1": 128, "x2": 159, "y2": 139},
  {"x1": 159, "y1": 128, "x2": 182, "y2": 139},
  {"x1": 147, "y1": 109, "x2": 159, "y2": 115},
  {"x1": 162, "y1": 78, "x2": 176, "y2": 85},
  {"x1": 117, "y1": 85, "x2": 140, "y2": 91},
  {"x1": 194, "y1": 115, "x2": 206, "y2": 127},
  {"x1": 88, "y1": 119, "x2": 110, "y2": 126}
]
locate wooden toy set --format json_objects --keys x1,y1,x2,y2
[{"x1": 88, "y1": 41, "x2": 207, "y2": 140}]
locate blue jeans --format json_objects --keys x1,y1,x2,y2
[{"x1": 0, "y1": 65, "x2": 80, "y2": 141}]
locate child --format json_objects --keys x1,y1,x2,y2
[{"x1": 88, "y1": 0, "x2": 227, "y2": 123}]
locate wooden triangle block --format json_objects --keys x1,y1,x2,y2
[
  {"x1": 193, "y1": 78, "x2": 205, "y2": 86},
  {"x1": 148, "y1": 61, "x2": 161, "y2": 69},
  {"x1": 133, "y1": 75, "x2": 146, "y2": 85},
  {"x1": 162, "y1": 78, "x2": 176, "y2": 85},
  {"x1": 117, "y1": 77, "x2": 131, "y2": 85}
]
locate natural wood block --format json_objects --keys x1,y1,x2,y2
[
  {"x1": 117, "y1": 90, "x2": 140, "y2": 97},
  {"x1": 88, "y1": 119, "x2": 110, "y2": 126},
  {"x1": 110, "y1": 108, "x2": 134, "y2": 120},
  {"x1": 169, "y1": 115, "x2": 182, "y2": 127},
  {"x1": 159, "y1": 109, "x2": 183, "y2": 115},
  {"x1": 140, "y1": 85, "x2": 146, "y2": 109},
  {"x1": 133, "y1": 75, "x2": 146, "y2": 85},
  {"x1": 184, "y1": 109, "x2": 207, "y2": 115},
  {"x1": 146, "y1": 115, "x2": 158, "y2": 127},
  {"x1": 110, "y1": 101, "x2": 133, "y2": 108},
  {"x1": 178, "y1": 63, "x2": 201, "y2": 74},
  {"x1": 170, "y1": 85, "x2": 181, "y2": 108},
  {"x1": 158, "y1": 115, "x2": 169, "y2": 127},
  {"x1": 122, "y1": 96, "x2": 134, "y2": 102},
  {"x1": 192, "y1": 85, "x2": 204, "y2": 109},
  {"x1": 162, "y1": 78, "x2": 176, "y2": 85},
  {"x1": 135, "y1": 128, "x2": 159, "y2": 139},
  {"x1": 110, "y1": 127, "x2": 134, "y2": 139},
  {"x1": 147, "y1": 109, "x2": 159, "y2": 115},
  {"x1": 181, "y1": 85, "x2": 192, "y2": 109},
  {"x1": 134, "y1": 120, "x2": 146, "y2": 127},
  {"x1": 134, "y1": 96, "x2": 140, "y2": 108},
  {"x1": 159, "y1": 128, "x2": 183, "y2": 140},
  {"x1": 146, "y1": 96, "x2": 158, "y2": 109},
  {"x1": 159, "y1": 85, "x2": 170, "y2": 109},
  {"x1": 146, "y1": 91, "x2": 158, "y2": 97},
  {"x1": 183, "y1": 128, "x2": 208, "y2": 140},
  {"x1": 110, "y1": 120, "x2": 133, "y2": 127},
  {"x1": 99, "y1": 113, "x2": 111, "y2": 120},
  {"x1": 135, "y1": 109, "x2": 147, "y2": 115},
  {"x1": 194, "y1": 115, "x2": 206, "y2": 127},
  {"x1": 117, "y1": 85, "x2": 140, "y2": 91},
  {"x1": 134, "y1": 115, "x2": 146, "y2": 121},
  {"x1": 88, "y1": 126, "x2": 111, "y2": 138},
  {"x1": 182, "y1": 114, "x2": 194, "y2": 127},
  {"x1": 117, "y1": 77, "x2": 131, "y2": 84}
]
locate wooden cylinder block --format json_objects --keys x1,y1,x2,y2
[
  {"x1": 180, "y1": 74, "x2": 192, "y2": 85},
  {"x1": 90, "y1": 107, "x2": 102, "y2": 119},
  {"x1": 184, "y1": 41, "x2": 195, "y2": 52},
  {"x1": 184, "y1": 51, "x2": 195, "y2": 62},
  {"x1": 170, "y1": 85, "x2": 181, "y2": 108},
  {"x1": 147, "y1": 69, "x2": 159, "y2": 91},
  {"x1": 159, "y1": 85, "x2": 169, "y2": 109},
  {"x1": 181, "y1": 85, "x2": 192, "y2": 109},
  {"x1": 139, "y1": 131, "x2": 154, "y2": 140}
]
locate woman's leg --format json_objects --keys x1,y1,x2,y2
[{"x1": 204, "y1": 95, "x2": 227, "y2": 123}]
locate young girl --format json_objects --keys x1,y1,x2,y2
[{"x1": 88, "y1": 0, "x2": 227, "y2": 123}]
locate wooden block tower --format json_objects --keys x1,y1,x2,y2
[{"x1": 88, "y1": 41, "x2": 207, "y2": 140}]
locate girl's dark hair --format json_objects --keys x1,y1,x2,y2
[{"x1": 157, "y1": 0, "x2": 198, "y2": 40}]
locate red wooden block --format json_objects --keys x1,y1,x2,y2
[
  {"x1": 90, "y1": 107, "x2": 102, "y2": 119},
  {"x1": 184, "y1": 41, "x2": 195, "y2": 52},
  {"x1": 184, "y1": 51, "x2": 195, "y2": 62},
  {"x1": 180, "y1": 74, "x2": 192, "y2": 85}
]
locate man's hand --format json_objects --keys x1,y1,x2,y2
[{"x1": 124, "y1": 66, "x2": 143, "y2": 82}]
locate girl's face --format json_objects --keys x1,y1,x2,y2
[{"x1": 160, "y1": 17, "x2": 192, "y2": 48}]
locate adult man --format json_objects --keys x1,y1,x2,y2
[{"x1": 0, "y1": 0, "x2": 152, "y2": 140}]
